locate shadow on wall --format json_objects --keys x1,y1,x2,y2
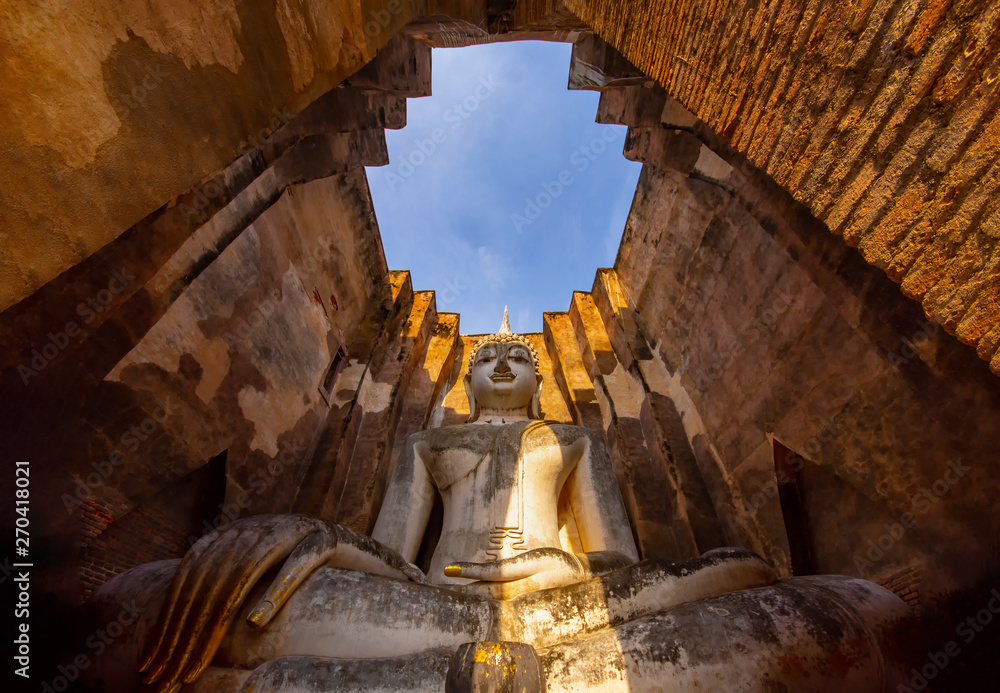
[{"x1": 77, "y1": 450, "x2": 228, "y2": 599}]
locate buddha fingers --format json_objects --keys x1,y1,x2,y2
[
  {"x1": 145, "y1": 528, "x2": 264, "y2": 686},
  {"x1": 179, "y1": 527, "x2": 318, "y2": 684},
  {"x1": 153, "y1": 563, "x2": 236, "y2": 688},
  {"x1": 145, "y1": 520, "x2": 309, "y2": 688},
  {"x1": 140, "y1": 516, "x2": 340, "y2": 689},
  {"x1": 142, "y1": 537, "x2": 241, "y2": 682},
  {"x1": 140, "y1": 527, "x2": 229, "y2": 673},
  {"x1": 185, "y1": 541, "x2": 301, "y2": 681},
  {"x1": 247, "y1": 523, "x2": 339, "y2": 628},
  {"x1": 450, "y1": 547, "x2": 582, "y2": 582}
]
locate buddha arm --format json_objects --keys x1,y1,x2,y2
[
  {"x1": 370, "y1": 438, "x2": 436, "y2": 563},
  {"x1": 569, "y1": 430, "x2": 640, "y2": 565}
]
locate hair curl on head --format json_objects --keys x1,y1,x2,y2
[
  {"x1": 466, "y1": 333, "x2": 541, "y2": 375},
  {"x1": 466, "y1": 306, "x2": 540, "y2": 376}
]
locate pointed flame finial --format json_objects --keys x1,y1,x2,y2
[{"x1": 499, "y1": 306, "x2": 512, "y2": 335}]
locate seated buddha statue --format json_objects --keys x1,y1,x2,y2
[{"x1": 86, "y1": 313, "x2": 913, "y2": 693}]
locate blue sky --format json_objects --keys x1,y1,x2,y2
[{"x1": 367, "y1": 41, "x2": 642, "y2": 335}]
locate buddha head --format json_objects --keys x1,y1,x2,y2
[{"x1": 464, "y1": 308, "x2": 543, "y2": 422}]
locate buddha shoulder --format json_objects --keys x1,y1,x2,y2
[
  {"x1": 402, "y1": 425, "x2": 501, "y2": 458},
  {"x1": 539, "y1": 422, "x2": 603, "y2": 446}
]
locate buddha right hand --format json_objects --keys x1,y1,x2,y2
[{"x1": 139, "y1": 514, "x2": 424, "y2": 692}]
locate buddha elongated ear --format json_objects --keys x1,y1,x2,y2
[
  {"x1": 464, "y1": 373, "x2": 480, "y2": 423},
  {"x1": 528, "y1": 375, "x2": 543, "y2": 420}
]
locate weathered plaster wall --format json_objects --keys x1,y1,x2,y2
[
  {"x1": 33, "y1": 165, "x2": 395, "y2": 598},
  {"x1": 106, "y1": 171, "x2": 387, "y2": 517},
  {"x1": 0, "y1": 0, "x2": 586, "y2": 312},
  {"x1": 617, "y1": 163, "x2": 1000, "y2": 595},
  {"x1": 0, "y1": 38, "x2": 440, "y2": 603},
  {"x1": 0, "y1": 0, "x2": 426, "y2": 311}
]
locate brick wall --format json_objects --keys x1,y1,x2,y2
[
  {"x1": 566, "y1": 0, "x2": 1000, "y2": 375},
  {"x1": 876, "y1": 564, "x2": 922, "y2": 608},
  {"x1": 77, "y1": 456, "x2": 225, "y2": 599}
]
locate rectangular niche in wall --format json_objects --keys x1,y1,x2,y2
[
  {"x1": 319, "y1": 346, "x2": 347, "y2": 405},
  {"x1": 773, "y1": 439, "x2": 817, "y2": 577}
]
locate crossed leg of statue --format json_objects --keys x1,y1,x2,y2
[{"x1": 83, "y1": 549, "x2": 913, "y2": 693}]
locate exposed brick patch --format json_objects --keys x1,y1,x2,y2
[
  {"x1": 78, "y1": 501, "x2": 194, "y2": 600},
  {"x1": 876, "y1": 565, "x2": 922, "y2": 608},
  {"x1": 77, "y1": 458, "x2": 225, "y2": 600}
]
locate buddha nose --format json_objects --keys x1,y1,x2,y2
[{"x1": 494, "y1": 356, "x2": 511, "y2": 374}]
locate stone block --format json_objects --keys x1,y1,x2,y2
[{"x1": 446, "y1": 641, "x2": 545, "y2": 693}]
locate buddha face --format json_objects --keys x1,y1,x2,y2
[{"x1": 467, "y1": 341, "x2": 541, "y2": 418}]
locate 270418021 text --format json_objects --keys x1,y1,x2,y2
[{"x1": 14, "y1": 460, "x2": 32, "y2": 679}]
